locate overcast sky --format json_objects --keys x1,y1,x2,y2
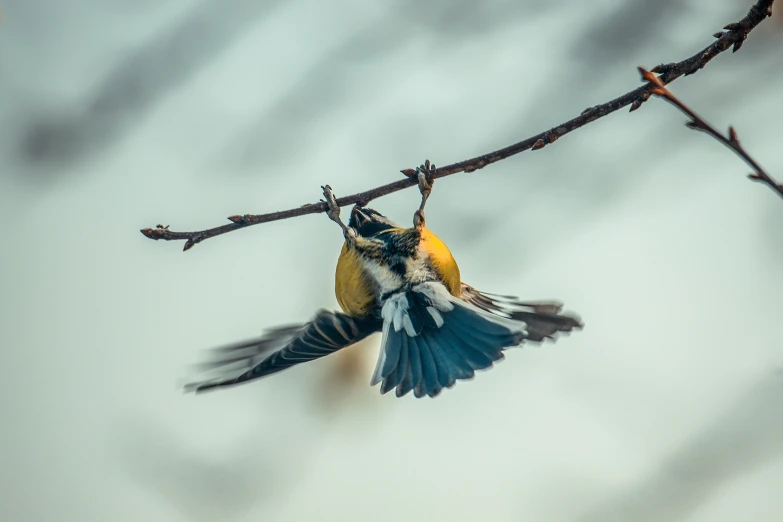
[{"x1": 2, "y1": 1, "x2": 782, "y2": 521}]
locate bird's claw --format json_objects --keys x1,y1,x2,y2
[
  {"x1": 322, "y1": 184, "x2": 355, "y2": 238},
  {"x1": 414, "y1": 160, "x2": 435, "y2": 229},
  {"x1": 321, "y1": 184, "x2": 341, "y2": 223},
  {"x1": 417, "y1": 168, "x2": 432, "y2": 199},
  {"x1": 415, "y1": 159, "x2": 436, "y2": 197}
]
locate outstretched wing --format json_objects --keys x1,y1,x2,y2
[
  {"x1": 184, "y1": 311, "x2": 382, "y2": 393},
  {"x1": 459, "y1": 283, "x2": 583, "y2": 341}
]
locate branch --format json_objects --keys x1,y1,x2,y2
[
  {"x1": 141, "y1": 0, "x2": 776, "y2": 251},
  {"x1": 639, "y1": 67, "x2": 783, "y2": 200}
]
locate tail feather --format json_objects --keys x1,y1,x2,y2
[
  {"x1": 428, "y1": 337, "x2": 464, "y2": 388},
  {"x1": 438, "y1": 323, "x2": 497, "y2": 370},
  {"x1": 375, "y1": 282, "x2": 530, "y2": 398},
  {"x1": 383, "y1": 334, "x2": 408, "y2": 394},
  {"x1": 448, "y1": 323, "x2": 508, "y2": 363},
  {"x1": 415, "y1": 335, "x2": 440, "y2": 398},
  {"x1": 418, "y1": 334, "x2": 451, "y2": 398},
  {"x1": 379, "y1": 322, "x2": 402, "y2": 381},
  {"x1": 397, "y1": 336, "x2": 423, "y2": 397}
]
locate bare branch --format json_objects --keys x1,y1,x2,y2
[
  {"x1": 639, "y1": 66, "x2": 783, "y2": 200},
  {"x1": 141, "y1": 0, "x2": 776, "y2": 251}
]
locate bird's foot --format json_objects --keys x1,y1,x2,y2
[
  {"x1": 413, "y1": 159, "x2": 436, "y2": 229},
  {"x1": 321, "y1": 185, "x2": 355, "y2": 238}
]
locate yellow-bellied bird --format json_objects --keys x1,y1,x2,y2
[{"x1": 184, "y1": 164, "x2": 583, "y2": 398}]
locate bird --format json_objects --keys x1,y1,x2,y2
[{"x1": 184, "y1": 161, "x2": 583, "y2": 398}]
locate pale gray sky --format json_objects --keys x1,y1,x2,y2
[{"x1": 2, "y1": 1, "x2": 782, "y2": 521}]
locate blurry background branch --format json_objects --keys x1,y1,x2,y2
[
  {"x1": 141, "y1": 0, "x2": 776, "y2": 251},
  {"x1": 639, "y1": 67, "x2": 783, "y2": 200}
]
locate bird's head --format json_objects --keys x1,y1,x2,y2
[{"x1": 348, "y1": 206, "x2": 400, "y2": 237}]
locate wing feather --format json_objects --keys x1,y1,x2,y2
[{"x1": 184, "y1": 310, "x2": 381, "y2": 393}]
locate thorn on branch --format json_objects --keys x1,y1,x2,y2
[
  {"x1": 638, "y1": 67, "x2": 667, "y2": 95},
  {"x1": 227, "y1": 215, "x2": 251, "y2": 224},
  {"x1": 532, "y1": 139, "x2": 546, "y2": 150},
  {"x1": 629, "y1": 91, "x2": 653, "y2": 112},
  {"x1": 728, "y1": 126, "x2": 740, "y2": 145},
  {"x1": 140, "y1": 225, "x2": 170, "y2": 240},
  {"x1": 400, "y1": 168, "x2": 417, "y2": 178},
  {"x1": 140, "y1": 228, "x2": 158, "y2": 240}
]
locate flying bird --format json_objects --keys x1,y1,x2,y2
[{"x1": 185, "y1": 163, "x2": 583, "y2": 398}]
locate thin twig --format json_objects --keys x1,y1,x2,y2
[
  {"x1": 141, "y1": 0, "x2": 776, "y2": 251},
  {"x1": 638, "y1": 67, "x2": 783, "y2": 200}
]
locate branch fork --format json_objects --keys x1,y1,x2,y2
[{"x1": 638, "y1": 66, "x2": 782, "y2": 200}]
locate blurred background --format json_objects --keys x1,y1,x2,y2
[{"x1": 2, "y1": 1, "x2": 783, "y2": 521}]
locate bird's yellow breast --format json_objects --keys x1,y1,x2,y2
[
  {"x1": 334, "y1": 227, "x2": 461, "y2": 317},
  {"x1": 419, "y1": 227, "x2": 461, "y2": 298},
  {"x1": 335, "y1": 243, "x2": 376, "y2": 317}
]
